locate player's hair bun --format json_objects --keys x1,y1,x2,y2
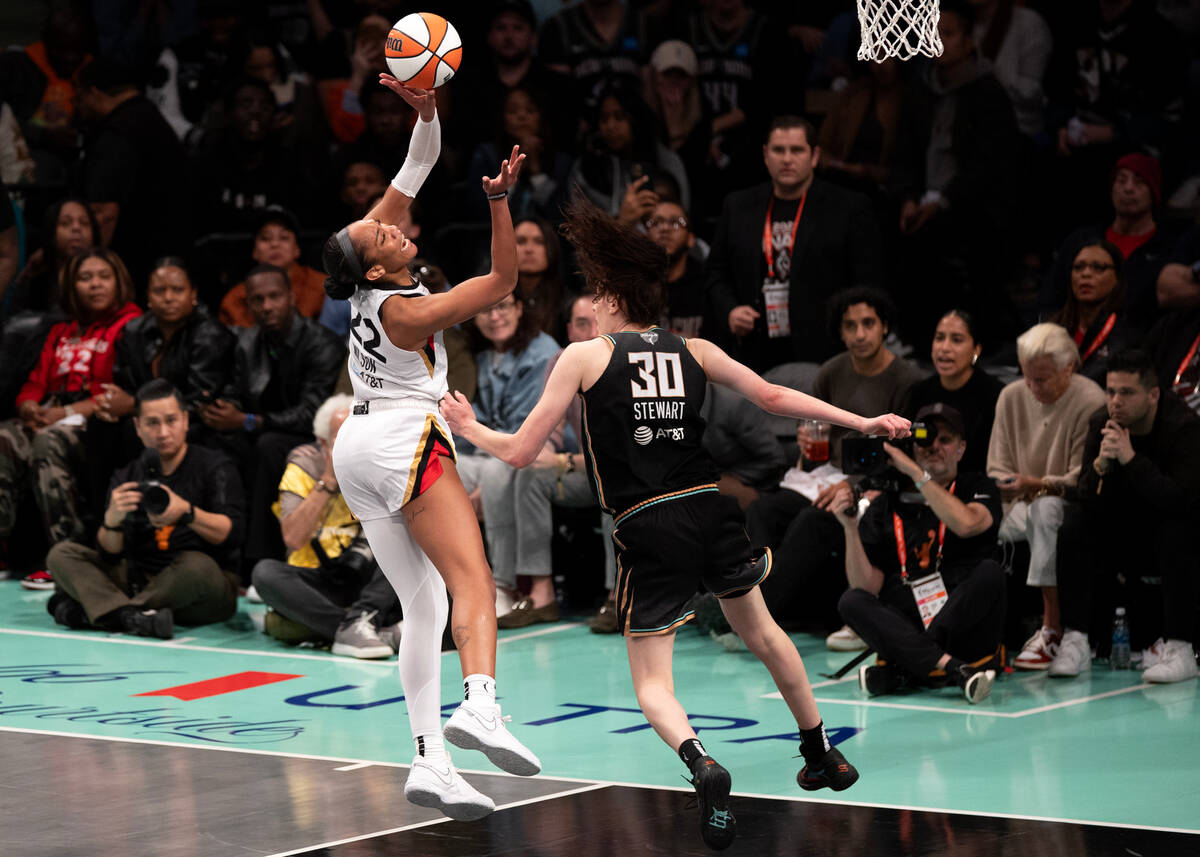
[{"x1": 322, "y1": 232, "x2": 359, "y2": 299}]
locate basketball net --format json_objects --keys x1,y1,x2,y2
[{"x1": 857, "y1": 0, "x2": 943, "y2": 61}]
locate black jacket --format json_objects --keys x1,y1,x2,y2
[
  {"x1": 704, "y1": 178, "x2": 883, "y2": 369},
  {"x1": 225, "y1": 313, "x2": 344, "y2": 435},
  {"x1": 115, "y1": 306, "x2": 234, "y2": 407},
  {"x1": 1075, "y1": 393, "x2": 1200, "y2": 516}
]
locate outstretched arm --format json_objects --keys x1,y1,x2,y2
[
  {"x1": 440, "y1": 340, "x2": 599, "y2": 467},
  {"x1": 365, "y1": 76, "x2": 438, "y2": 227},
  {"x1": 380, "y1": 147, "x2": 525, "y2": 349},
  {"x1": 689, "y1": 338, "x2": 910, "y2": 437}
]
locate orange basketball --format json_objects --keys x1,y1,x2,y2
[{"x1": 384, "y1": 12, "x2": 462, "y2": 90}]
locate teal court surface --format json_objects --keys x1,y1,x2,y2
[{"x1": 0, "y1": 580, "x2": 1197, "y2": 856}]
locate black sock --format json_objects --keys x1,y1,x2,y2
[
  {"x1": 799, "y1": 721, "x2": 831, "y2": 762},
  {"x1": 945, "y1": 657, "x2": 970, "y2": 687},
  {"x1": 678, "y1": 738, "x2": 707, "y2": 769}
]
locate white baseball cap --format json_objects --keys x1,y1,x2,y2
[{"x1": 650, "y1": 40, "x2": 697, "y2": 76}]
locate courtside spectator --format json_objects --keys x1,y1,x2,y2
[
  {"x1": 252, "y1": 394, "x2": 402, "y2": 658},
  {"x1": 648, "y1": 199, "x2": 708, "y2": 338},
  {"x1": 987, "y1": 322, "x2": 1105, "y2": 669},
  {"x1": 538, "y1": 0, "x2": 646, "y2": 105},
  {"x1": 46, "y1": 380, "x2": 243, "y2": 639},
  {"x1": 1050, "y1": 240, "x2": 1137, "y2": 384},
  {"x1": 1051, "y1": 350, "x2": 1200, "y2": 683},
  {"x1": 706, "y1": 115, "x2": 883, "y2": 371},
  {"x1": 512, "y1": 217, "x2": 567, "y2": 338},
  {"x1": 200, "y1": 264, "x2": 343, "y2": 579},
  {"x1": 219, "y1": 207, "x2": 328, "y2": 327},
  {"x1": 1156, "y1": 224, "x2": 1200, "y2": 311},
  {"x1": 0, "y1": 249, "x2": 141, "y2": 581}
]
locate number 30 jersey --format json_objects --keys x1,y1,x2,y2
[
  {"x1": 347, "y1": 279, "x2": 448, "y2": 404},
  {"x1": 579, "y1": 328, "x2": 717, "y2": 516}
]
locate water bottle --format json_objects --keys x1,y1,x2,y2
[{"x1": 1110, "y1": 607, "x2": 1131, "y2": 670}]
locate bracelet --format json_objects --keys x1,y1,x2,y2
[
  {"x1": 913, "y1": 470, "x2": 932, "y2": 490},
  {"x1": 243, "y1": 413, "x2": 258, "y2": 432},
  {"x1": 564, "y1": 453, "x2": 577, "y2": 474},
  {"x1": 100, "y1": 521, "x2": 123, "y2": 533},
  {"x1": 177, "y1": 503, "x2": 195, "y2": 526},
  {"x1": 486, "y1": 190, "x2": 508, "y2": 201}
]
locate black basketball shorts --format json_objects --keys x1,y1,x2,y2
[{"x1": 610, "y1": 487, "x2": 772, "y2": 637}]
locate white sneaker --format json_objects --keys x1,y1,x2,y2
[
  {"x1": 1141, "y1": 640, "x2": 1199, "y2": 684},
  {"x1": 1136, "y1": 638, "x2": 1166, "y2": 671},
  {"x1": 331, "y1": 611, "x2": 394, "y2": 659},
  {"x1": 444, "y1": 701, "x2": 541, "y2": 776},
  {"x1": 244, "y1": 585, "x2": 263, "y2": 604},
  {"x1": 495, "y1": 588, "x2": 516, "y2": 617},
  {"x1": 963, "y1": 669, "x2": 996, "y2": 704},
  {"x1": 1048, "y1": 630, "x2": 1092, "y2": 677},
  {"x1": 826, "y1": 625, "x2": 868, "y2": 652},
  {"x1": 404, "y1": 755, "x2": 494, "y2": 821},
  {"x1": 1013, "y1": 626, "x2": 1060, "y2": 670}
]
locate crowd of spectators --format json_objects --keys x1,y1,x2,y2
[{"x1": 0, "y1": 0, "x2": 1197, "y2": 683}]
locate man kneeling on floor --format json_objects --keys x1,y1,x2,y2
[
  {"x1": 829, "y1": 404, "x2": 1005, "y2": 703},
  {"x1": 47, "y1": 380, "x2": 244, "y2": 638},
  {"x1": 251, "y1": 394, "x2": 401, "y2": 659}
]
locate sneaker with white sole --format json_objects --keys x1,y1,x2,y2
[
  {"x1": 331, "y1": 611, "x2": 393, "y2": 659},
  {"x1": 403, "y1": 755, "x2": 494, "y2": 821},
  {"x1": 1048, "y1": 629, "x2": 1092, "y2": 677},
  {"x1": 1013, "y1": 626, "x2": 1060, "y2": 670},
  {"x1": 1141, "y1": 640, "x2": 1199, "y2": 684},
  {"x1": 960, "y1": 668, "x2": 996, "y2": 704},
  {"x1": 244, "y1": 585, "x2": 263, "y2": 604},
  {"x1": 444, "y1": 701, "x2": 541, "y2": 776},
  {"x1": 20, "y1": 570, "x2": 55, "y2": 591},
  {"x1": 826, "y1": 624, "x2": 867, "y2": 652},
  {"x1": 1135, "y1": 638, "x2": 1166, "y2": 671}
]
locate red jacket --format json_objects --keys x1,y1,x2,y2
[{"x1": 17, "y1": 302, "x2": 142, "y2": 407}]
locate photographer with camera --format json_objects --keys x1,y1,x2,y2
[
  {"x1": 251, "y1": 395, "x2": 402, "y2": 659},
  {"x1": 832, "y1": 404, "x2": 1005, "y2": 704},
  {"x1": 45, "y1": 380, "x2": 244, "y2": 638}
]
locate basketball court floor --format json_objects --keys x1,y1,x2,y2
[{"x1": 1, "y1": 581, "x2": 1196, "y2": 856}]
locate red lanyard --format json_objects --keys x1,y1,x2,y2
[
  {"x1": 762, "y1": 195, "x2": 806, "y2": 281},
  {"x1": 1173, "y1": 331, "x2": 1200, "y2": 390},
  {"x1": 892, "y1": 480, "x2": 953, "y2": 583},
  {"x1": 1078, "y1": 313, "x2": 1117, "y2": 365}
]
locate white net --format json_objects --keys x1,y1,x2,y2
[{"x1": 857, "y1": 0, "x2": 943, "y2": 62}]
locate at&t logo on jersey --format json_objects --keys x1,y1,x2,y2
[{"x1": 633, "y1": 425, "x2": 653, "y2": 446}]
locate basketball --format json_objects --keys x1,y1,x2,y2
[{"x1": 384, "y1": 12, "x2": 462, "y2": 90}]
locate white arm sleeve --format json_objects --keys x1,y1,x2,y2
[{"x1": 391, "y1": 112, "x2": 441, "y2": 198}]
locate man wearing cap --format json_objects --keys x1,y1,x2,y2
[
  {"x1": 826, "y1": 403, "x2": 1006, "y2": 704},
  {"x1": 219, "y1": 206, "x2": 328, "y2": 328},
  {"x1": 1041, "y1": 153, "x2": 1179, "y2": 331}
]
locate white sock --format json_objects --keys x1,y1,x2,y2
[
  {"x1": 416, "y1": 732, "x2": 446, "y2": 762},
  {"x1": 463, "y1": 673, "x2": 496, "y2": 706}
]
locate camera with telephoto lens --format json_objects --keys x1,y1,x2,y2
[
  {"x1": 311, "y1": 537, "x2": 375, "y2": 584},
  {"x1": 136, "y1": 448, "x2": 171, "y2": 516},
  {"x1": 841, "y1": 422, "x2": 935, "y2": 493}
]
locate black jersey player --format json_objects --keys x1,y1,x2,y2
[{"x1": 440, "y1": 194, "x2": 909, "y2": 851}]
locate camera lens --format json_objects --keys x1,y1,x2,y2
[{"x1": 141, "y1": 484, "x2": 170, "y2": 516}]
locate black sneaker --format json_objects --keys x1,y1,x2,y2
[
  {"x1": 689, "y1": 756, "x2": 736, "y2": 851},
  {"x1": 48, "y1": 592, "x2": 88, "y2": 629},
  {"x1": 119, "y1": 606, "x2": 174, "y2": 639},
  {"x1": 956, "y1": 665, "x2": 996, "y2": 704},
  {"x1": 797, "y1": 746, "x2": 859, "y2": 792},
  {"x1": 858, "y1": 662, "x2": 908, "y2": 697}
]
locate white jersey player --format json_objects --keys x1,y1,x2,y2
[{"x1": 320, "y1": 74, "x2": 538, "y2": 822}]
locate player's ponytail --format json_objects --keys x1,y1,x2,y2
[{"x1": 322, "y1": 227, "x2": 365, "y2": 300}]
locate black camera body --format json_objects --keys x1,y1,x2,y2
[{"x1": 840, "y1": 422, "x2": 938, "y2": 496}]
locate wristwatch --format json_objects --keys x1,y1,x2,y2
[
  {"x1": 913, "y1": 470, "x2": 933, "y2": 490},
  {"x1": 564, "y1": 453, "x2": 577, "y2": 474},
  {"x1": 178, "y1": 503, "x2": 195, "y2": 526}
]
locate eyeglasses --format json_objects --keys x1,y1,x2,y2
[
  {"x1": 481, "y1": 298, "x2": 519, "y2": 317},
  {"x1": 1072, "y1": 261, "x2": 1115, "y2": 273},
  {"x1": 644, "y1": 216, "x2": 689, "y2": 231}
]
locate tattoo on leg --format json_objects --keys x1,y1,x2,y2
[{"x1": 452, "y1": 623, "x2": 472, "y2": 650}]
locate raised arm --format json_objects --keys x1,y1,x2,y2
[
  {"x1": 688, "y1": 337, "x2": 910, "y2": 438},
  {"x1": 364, "y1": 77, "x2": 439, "y2": 227},
  {"x1": 379, "y1": 146, "x2": 526, "y2": 349},
  {"x1": 440, "y1": 340, "x2": 600, "y2": 467}
]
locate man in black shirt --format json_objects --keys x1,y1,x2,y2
[
  {"x1": 1050, "y1": 350, "x2": 1200, "y2": 683},
  {"x1": 46, "y1": 380, "x2": 244, "y2": 638},
  {"x1": 704, "y1": 115, "x2": 883, "y2": 372},
  {"x1": 832, "y1": 403, "x2": 1005, "y2": 703},
  {"x1": 648, "y1": 199, "x2": 707, "y2": 338},
  {"x1": 76, "y1": 58, "x2": 191, "y2": 285},
  {"x1": 200, "y1": 264, "x2": 343, "y2": 577}
]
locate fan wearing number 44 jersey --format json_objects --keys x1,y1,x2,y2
[
  {"x1": 320, "y1": 73, "x2": 540, "y2": 823},
  {"x1": 440, "y1": 192, "x2": 910, "y2": 851}
]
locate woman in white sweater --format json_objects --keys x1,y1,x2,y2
[{"x1": 987, "y1": 323, "x2": 1106, "y2": 670}]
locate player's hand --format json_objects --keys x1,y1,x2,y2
[
  {"x1": 728, "y1": 305, "x2": 760, "y2": 336},
  {"x1": 483, "y1": 145, "x2": 526, "y2": 194},
  {"x1": 380, "y1": 75, "x2": 437, "y2": 122},
  {"x1": 439, "y1": 390, "x2": 477, "y2": 434},
  {"x1": 862, "y1": 414, "x2": 910, "y2": 439}
]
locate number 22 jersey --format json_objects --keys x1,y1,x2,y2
[
  {"x1": 346, "y1": 278, "x2": 448, "y2": 404},
  {"x1": 579, "y1": 328, "x2": 717, "y2": 518}
]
